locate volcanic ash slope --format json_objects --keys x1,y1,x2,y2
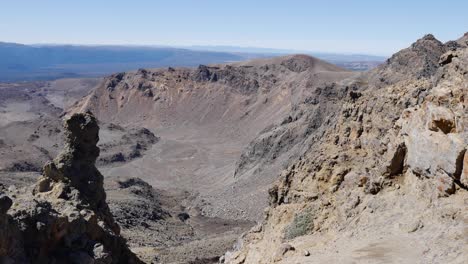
[{"x1": 70, "y1": 55, "x2": 355, "y2": 221}]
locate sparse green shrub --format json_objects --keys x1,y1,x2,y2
[{"x1": 284, "y1": 208, "x2": 314, "y2": 240}]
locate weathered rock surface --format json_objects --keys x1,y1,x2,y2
[
  {"x1": 367, "y1": 34, "x2": 448, "y2": 88},
  {"x1": 223, "y1": 34, "x2": 467, "y2": 264},
  {"x1": 0, "y1": 113, "x2": 142, "y2": 264}
]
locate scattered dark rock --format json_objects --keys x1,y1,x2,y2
[
  {"x1": 281, "y1": 55, "x2": 317, "y2": 72},
  {"x1": 188, "y1": 256, "x2": 220, "y2": 264},
  {"x1": 349, "y1": 90, "x2": 362, "y2": 101},
  {"x1": 177, "y1": 212, "x2": 190, "y2": 222},
  {"x1": 110, "y1": 152, "x2": 126, "y2": 162},
  {"x1": 6, "y1": 161, "x2": 40, "y2": 172},
  {"x1": 192, "y1": 65, "x2": 214, "y2": 82}
]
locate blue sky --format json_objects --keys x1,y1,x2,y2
[{"x1": 1, "y1": 0, "x2": 466, "y2": 55}]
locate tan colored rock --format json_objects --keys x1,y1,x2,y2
[
  {"x1": 274, "y1": 243, "x2": 295, "y2": 261},
  {"x1": 461, "y1": 150, "x2": 468, "y2": 186},
  {"x1": 225, "y1": 34, "x2": 468, "y2": 264},
  {"x1": 426, "y1": 104, "x2": 456, "y2": 133},
  {"x1": 401, "y1": 103, "x2": 466, "y2": 182}
]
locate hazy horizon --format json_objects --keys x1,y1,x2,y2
[
  {"x1": 1, "y1": 0, "x2": 467, "y2": 56},
  {"x1": 2, "y1": 41, "x2": 389, "y2": 58}
]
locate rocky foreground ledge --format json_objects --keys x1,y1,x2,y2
[
  {"x1": 223, "y1": 34, "x2": 468, "y2": 263},
  {"x1": 0, "y1": 113, "x2": 142, "y2": 263}
]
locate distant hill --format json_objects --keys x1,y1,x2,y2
[
  {"x1": 0, "y1": 43, "x2": 262, "y2": 82},
  {"x1": 185, "y1": 45, "x2": 387, "y2": 62},
  {"x1": 185, "y1": 45, "x2": 386, "y2": 72},
  {"x1": 185, "y1": 45, "x2": 386, "y2": 62},
  {"x1": 0, "y1": 42, "x2": 385, "y2": 82}
]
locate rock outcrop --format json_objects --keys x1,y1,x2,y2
[
  {"x1": 0, "y1": 113, "x2": 142, "y2": 264},
  {"x1": 367, "y1": 34, "x2": 448, "y2": 88},
  {"x1": 223, "y1": 34, "x2": 467, "y2": 263}
]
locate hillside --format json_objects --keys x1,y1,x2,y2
[
  {"x1": 0, "y1": 54, "x2": 355, "y2": 262},
  {"x1": 0, "y1": 43, "x2": 260, "y2": 82},
  {"x1": 70, "y1": 54, "x2": 356, "y2": 221},
  {"x1": 0, "y1": 42, "x2": 384, "y2": 82},
  {"x1": 224, "y1": 34, "x2": 468, "y2": 263},
  {"x1": 0, "y1": 33, "x2": 466, "y2": 263}
]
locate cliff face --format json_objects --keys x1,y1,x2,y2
[
  {"x1": 224, "y1": 35, "x2": 467, "y2": 263},
  {"x1": 0, "y1": 113, "x2": 142, "y2": 264}
]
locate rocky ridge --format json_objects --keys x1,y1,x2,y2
[
  {"x1": 0, "y1": 112, "x2": 142, "y2": 263},
  {"x1": 1, "y1": 34, "x2": 465, "y2": 263},
  {"x1": 69, "y1": 54, "x2": 355, "y2": 222},
  {"x1": 2, "y1": 53, "x2": 355, "y2": 262},
  {"x1": 223, "y1": 34, "x2": 467, "y2": 263}
]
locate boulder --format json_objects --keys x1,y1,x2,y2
[{"x1": 401, "y1": 103, "x2": 466, "y2": 182}]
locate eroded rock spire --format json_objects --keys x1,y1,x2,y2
[{"x1": 0, "y1": 112, "x2": 142, "y2": 264}]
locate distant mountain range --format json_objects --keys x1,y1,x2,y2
[
  {"x1": 182, "y1": 45, "x2": 387, "y2": 62},
  {"x1": 0, "y1": 42, "x2": 386, "y2": 82}
]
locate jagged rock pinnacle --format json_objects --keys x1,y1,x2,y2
[
  {"x1": 0, "y1": 112, "x2": 143, "y2": 264},
  {"x1": 421, "y1": 33, "x2": 436, "y2": 41},
  {"x1": 36, "y1": 113, "x2": 109, "y2": 217},
  {"x1": 63, "y1": 112, "x2": 100, "y2": 164}
]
